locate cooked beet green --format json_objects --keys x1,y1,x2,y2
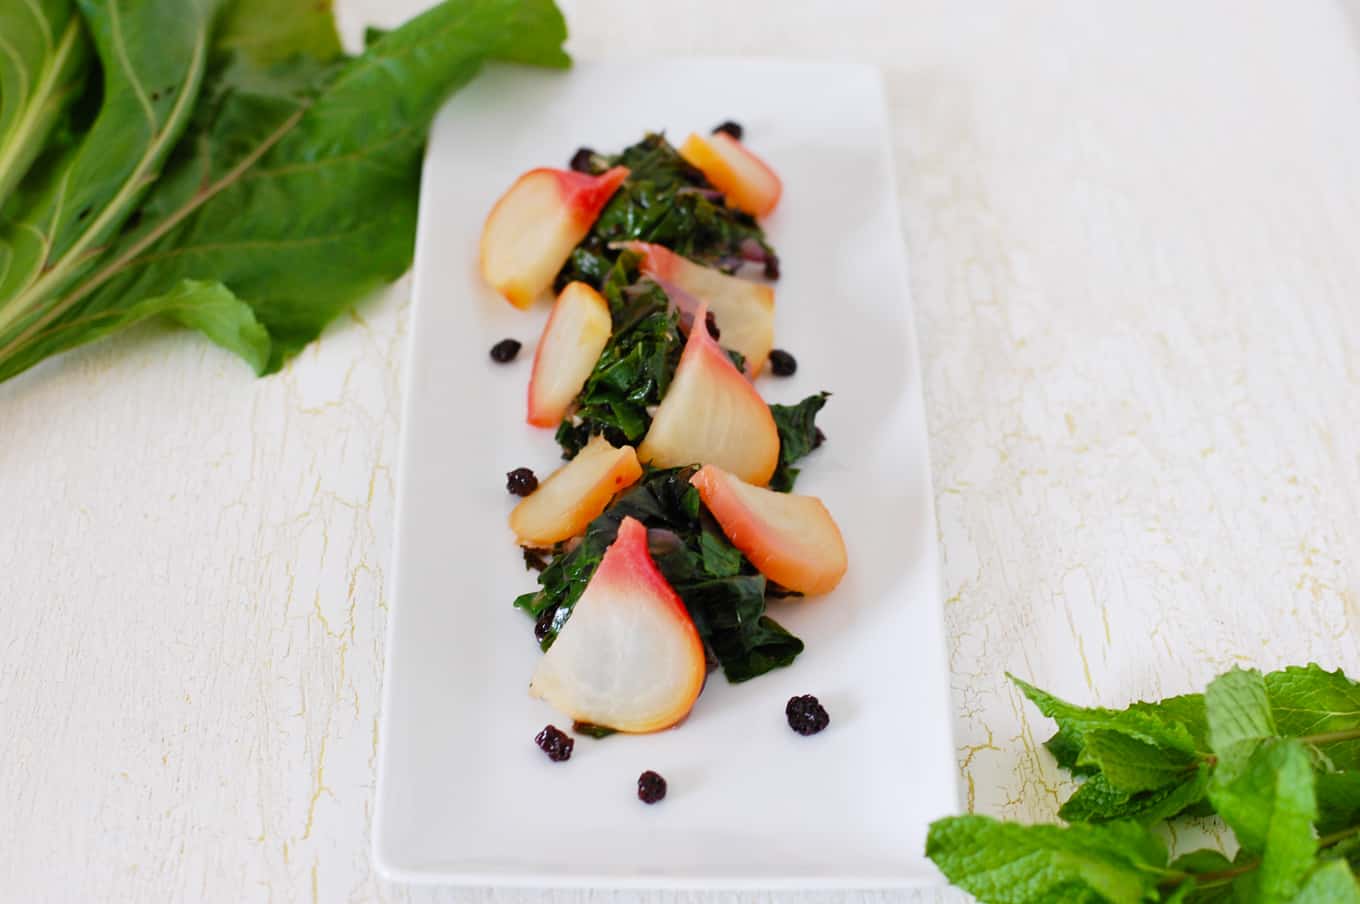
[
  {"x1": 554, "y1": 254, "x2": 683, "y2": 458},
  {"x1": 521, "y1": 129, "x2": 822, "y2": 692},
  {"x1": 554, "y1": 250, "x2": 755, "y2": 460},
  {"x1": 554, "y1": 133, "x2": 777, "y2": 291},
  {"x1": 768, "y1": 392, "x2": 831, "y2": 492},
  {"x1": 571, "y1": 721, "x2": 618, "y2": 739}
]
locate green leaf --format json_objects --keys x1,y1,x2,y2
[
  {"x1": 1208, "y1": 738, "x2": 1318, "y2": 902},
  {"x1": 970, "y1": 668, "x2": 1360, "y2": 904},
  {"x1": 362, "y1": 26, "x2": 389, "y2": 50},
  {"x1": 0, "y1": 0, "x2": 221, "y2": 364},
  {"x1": 34, "y1": 277, "x2": 270, "y2": 370},
  {"x1": 1315, "y1": 772, "x2": 1360, "y2": 836},
  {"x1": 1162, "y1": 849, "x2": 1237, "y2": 904},
  {"x1": 1170, "y1": 850, "x2": 1235, "y2": 874},
  {"x1": 215, "y1": 0, "x2": 343, "y2": 64},
  {"x1": 1011, "y1": 676, "x2": 1205, "y2": 770},
  {"x1": 1157, "y1": 884, "x2": 1195, "y2": 904},
  {"x1": 1060, "y1": 765, "x2": 1211, "y2": 825},
  {"x1": 925, "y1": 815, "x2": 1169, "y2": 904},
  {"x1": 1323, "y1": 835, "x2": 1360, "y2": 872},
  {"x1": 1170, "y1": 881, "x2": 1232, "y2": 904},
  {"x1": 1206, "y1": 668, "x2": 1277, "y2": 768},
  {"x1": 1141, "y1": 692, "x2": 1214, "y2": 750},
  {"x1": 1290, "y1": 860, "x2": 1360, "y2": 904},
  {"x1": 1266, "y1": 665, "x2": 1360, "y2": 771},
  {"x1": 0, "y1": 0, "x2": 571, "y2": 382},
  {"x1": 1058, "y1": 774, "x2": 1132, "y2": 821},
  {"x1": 0, "y1": 0, "x2": 90, "y2": 201},
  {"x1": 571, "y1": 721, "x2": 617, "y2": 739},
  {"x1": 1164, "y1": 849, "x2": 1355, "y2": 904},
  {"x1": 698, "y1": 529, "x2": 742, "y2": 578},
  {"x1": 1079, "y1": 730, "x2": 1201, "y2": 793},
  {"x1": 676, "y1": 577, "x2": 802, "y2": 683},
  {"x1": 768, "y1": 392, "x2": 829, "y2": 492}
]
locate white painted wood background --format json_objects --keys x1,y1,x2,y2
[{"x1": 3, "y1": 1, "x2": 1359, "y2": 901}]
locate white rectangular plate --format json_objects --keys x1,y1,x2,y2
[{"x1": 374, "y1": 60, "x2": 957, "y2": 889}]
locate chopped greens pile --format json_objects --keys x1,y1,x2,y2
[
  {"x1": 928, "y1": 665, "x2": 1360, "y2": 903},
  {"x1": 555, "y1": 133, "x2": 777, "y2": 292},
  {"x1": 0, "y1": 0, "x2": 570, "y2": 384},
  {"x1": 553, "y1": 252, "x2": 682, "y2": 457},
  {"x1": 514, "y1": 131, "x2": 830, "y2": 684},
  {"x1": 554, "y1": 244, "x2": 825, "y2": 467}
]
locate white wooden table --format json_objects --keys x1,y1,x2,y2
[{"x1": 3, "y1": 1, "x2": 1358, "y2": 901}]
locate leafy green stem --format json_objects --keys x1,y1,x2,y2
[
  {"x1": 1155, "y1": 821, "x2": 1360, "y2": 892},
  {"x1": 1299, "y1": 727, "x2": 1360, "y2": 746},
  {"x1": 0, "y1": 26, "x2": 208, "y2": 341},
  {"x1": 1318, "y1": 823, "x2": 1360, "y2": 848},
  {"x1": 29, "y1": 106, "x2": 307, "y2": 334},
  {"x1": 0, "y1": 17, "x2": 85, "y2": 201},
  {"x1": 1162, "y1": 861, "x2": 1256, "y2": 890}
]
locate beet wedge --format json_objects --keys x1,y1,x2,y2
[
  {"x1": 679, "y1": 132, "x2": 781, "y2": 217},
  {"x1": 691, "y1": 464, "x2": 847, "y2": 595},
  {"x1": 510, "y1": 436, "x2": 642, "y2": 547},
  {"x1": 529, "y1": 517, "x2": 706, "y2": 732},
  {"x1": 621, "y1": 240, "x2": 774, "y2": 375},
  {"x1": 638, "y1": 302, "x2": 780, "y2": 485},
  {"x1": 480, "y1": 166, "x2": 628, "y2": 308},
  {"x1": 527, "y1": 281, "x2": 611, "y2": 427}
]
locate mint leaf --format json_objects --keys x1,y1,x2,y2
[
  {"x1": 556, "y1": 132, "x2": 776, "y2": 291},
  {"x1": 1170, "y1": 849, "x2": 1234, "y2": 873},
  {"x1": 1057, "y1": 773, "x2": 1133, "y2": 821},
  {"x1": 1208, "y1": 738, "x2": 1318, "y2": 902},
  {"x1": 925, "y1": 815, "x2": 1168, "y2": 904},
  {"x1": 1079, "y1": 730, "x2": 1201, "y2": 793},
  {"x1": 1060, "y1": 766, "x2": 1211, "y2": 825},
  {"x1": 1011, "y1": 676, "x2": 1205, "y2": 771},
  {"x1": 1266, "y1": 665, "x2": 1360, "y2": 771},
  {"x1": 1206, "y1": 668, "x2": 1277, "y2": 766},
  {"x1": 1170, "y1": 883, "x2": 1228, "y2": 904},
  {"x1": 1323, "y1": 835, "x2": 1360, "y2": 872},
  {"x1": 1158, "y1": 884, "x2": 1196, "y2": 904},
  {"x1": 1316, "y1": 772, "x2": 1360, "y2": 835},
  {"x1": 1163, "y1": 849, "x2": 1238, "y2": 904},
  {"x1": 1290, "y1": 860, "x2": 1360, "y2": 904},
  {"x1": 947, "y1": 668, "x2": 1360, "y2": 904}
]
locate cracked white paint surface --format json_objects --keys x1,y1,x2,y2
[{"x1": 2, "y1": 1, "x2": 1358, "y2": 901}]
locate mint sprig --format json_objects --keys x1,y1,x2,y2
[{"x1": 929, "y1": 665, "x2": 1360, "y2": 902}]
